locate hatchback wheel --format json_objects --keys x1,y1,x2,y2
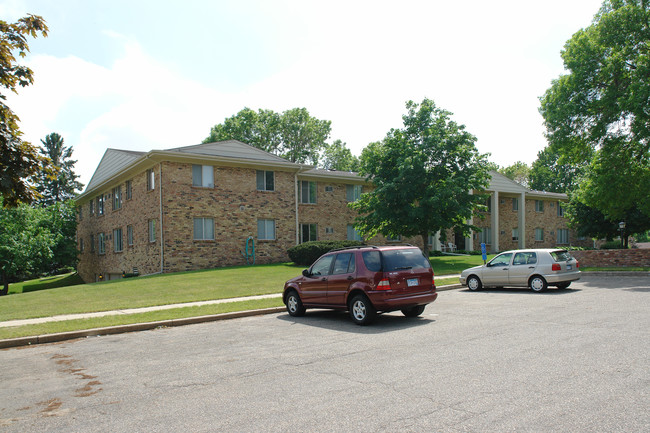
[
  {"x1": 349, "y1": 295, "x2": 376, "y2": 325},
  {"x1": 286, "y1": 290, "x2": 306, "y2": 317},
  {"x1": 467, "y1": 275, "x2": 482, "y2": 291},
  {"x1": 529, "y1": 276, "x2": 547, "y2": 292},
  {"x1": 401, "y1": 305, "x2": 426, "y2": 317}
]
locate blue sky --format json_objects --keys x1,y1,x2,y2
[{"x1": 2, "y1": 0, "x2": 604, "y2": 188}]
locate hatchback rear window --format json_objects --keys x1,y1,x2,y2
[
  {"x1": 551, "y1": 250, "x2": 573, "y2": 262},
  {"x1": 382, "y1": 249, "x2": 431, "y2": 271}
]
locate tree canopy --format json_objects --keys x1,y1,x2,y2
[
  {"x1": 204, "y1": 107, "x2": 331, "y2": 165},
  {"x1": 528, "y1": 144, "x2": 592, "y2": 193},
  {"x1": 0, "y1": 14, "x2": 49, "y2": 206},
  {"x1": 351, "y1": 98, "x2": 491, "y2": 256},
  {"x1": 498, "y1": 161, "x2": 530, "y2": 187},
  {"x1": 320, "y1": 139, "x2": 359, "y2": 171},
  {"x1": 33, "y1": 132, "x2": 84, "y2": 206},
  {"x1": 539, "y1": 0, "x2": 650, "y2": 224}
]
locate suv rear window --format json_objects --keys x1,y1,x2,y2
[
  {"x1": 382, "y1": 249, "x2": 431, "y2": 271},
  {"x1": 551, "y1": 250, "x2": 573, "y2": 262}
]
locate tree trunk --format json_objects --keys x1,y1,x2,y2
[
  {"x1": 1, "y1": 272, "x2": 8, "y2": 296},
  {"x1": 421, "y1": 232, "x2": 430, "y2": 259}
]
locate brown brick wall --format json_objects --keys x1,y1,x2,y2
[{"x1": 570, "y1": 249, "x2": 650, "y2": 267}]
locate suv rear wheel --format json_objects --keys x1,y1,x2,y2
[
  {"x1": 349, "y1": 295, "x2": 376, "y2": 325},
  {"x1": 401, "y1": 305, "x2": 426, "y2": 317}
]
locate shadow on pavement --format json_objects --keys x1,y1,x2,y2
[
  {"x1": 277, "y1": 309, "x2": 435, "y2": 334},
  {"x1": 460, "y1": 287, "x2": 581, "y2": 295}
]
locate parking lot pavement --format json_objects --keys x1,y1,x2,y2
[{"x1": 1, "y1": 275, "x2": 648, "y2": 432}]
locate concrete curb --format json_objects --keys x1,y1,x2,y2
[
  {"x1": 0, "y1": 285, "x2": 466, "y2": 350},
  {"x1": 0, "y1": 307, "x2": 285, "y2": 350}
]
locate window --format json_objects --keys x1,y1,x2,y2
[
  {"x1": 557, "y1": 202, "x2": 565, "y2": 217},
  {"x1": 193, "y1": 217, "x2": 215, "y2": 240},
  {"x1": 332, "y1": 253, "x2": 355, "y2": 275},
  {"x1": 479, "y1": 227, "x2": 492, "y2": 245},
  {"x1": 89, "y1": 200, "x2": 94, "y2": 215},
  {"x1": 512, "y1": 198, "x2": 518, "y2": 211},
  {"x1": 346, "y1": 184, "x2": 362, "y2": 202},
  {"x1": 300, "y1": 181, "x2": 317, "y2": 204},
  {"x1": 300, "y1": 223, "x2": 318, "y2": 243},
  {"x1": 113, "y1": 186, "x2": 122, "y2": 210},
  {"x1": 325, "y1": 227, "x2": 334, "y2": 234},
  {"x1": 557, "y1": 228, "x2": 569, "y2": 244},
  {"x1": 513, "y1": 252, "x2": 537, "y2": 266},
  {"x1": 126, "y1": 180, "x2": 132, "y2": 200},
  {"x1": 489, "y1": 253, "x2": 513, "y2": 267},
  {"x1": 257, "y1": 219, "x2": 276, "y2": 240},
  {"x1": 535, "y1": 228, "x2": 544, "y2": 242},
  {"x1": 113, "y1": 228, "x2": 123, "y2": 252},
  {"x1": 310, "y1": 255, "x2": 333, "y2": 276},
  {"x1": 325, "y1": 186, "x2": 333, "y2": 192},
  {"x1": 362, "y1": 251, "x2": 382, "y2": 272},
  {"x1": 90, "y1": 234, "x2": 95, "y2": 252},
  {"x1": 149, "y1": 219, "x2": 156, "y2": 243},
  {"x1": 512, "y1": 228, "x2": 519, "y2": 241},
  {"x1": 97, "y1": 195, "x2": 104, "y2": 216},
  {"x1": 146, "y1": 168, "x2": 155, "y2": 191},
  {"x1": 256, "y1": 170, "x2": 274, "y2": 191},
  {"x1": 485, "y1": 196, "x2": 492, "y2": 213},
  {"x1": 192, "y1": 165, "x2": 214, "y2": 188},
  {"x1": 98, "y1": 232, "x2": 105, "y2": 254},
  {"x1": 127, "y1": 225, "x2": 134, "y2": 246},
  {"x1": 535, "y1": 200, "x2": 544, "y2": 212},
  {"x1": 347, "y1": 225, "x2": 363, "y2": 241}
]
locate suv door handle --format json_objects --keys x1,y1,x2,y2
[
  {"x1": 321, "y1": 277, "x2": 327, "y2": 281},
  {"x1": 347, "y1": 276, "x2": 354, "y2": 280}
]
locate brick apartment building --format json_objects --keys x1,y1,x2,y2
[{"x1": 75, "y1": 140, "x2": 586, "y2": 282}]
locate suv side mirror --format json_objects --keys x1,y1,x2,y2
[{"x1": 302, "y1": 269, "x2": 311, "y2": 277}]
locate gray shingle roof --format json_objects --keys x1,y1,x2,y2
[
  {"x1": 167, "y1": 140, "x2": 289, "y2": 164},
  {"x1": 85, "y1": 149, "x2": 146, "y2": 192}
]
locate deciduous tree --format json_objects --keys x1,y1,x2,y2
[
  {"x1": 498, "y1": 161, "x2": 530, "y2": 187},
  {"x1": 321, "y1": 139, "x2": 359, "y2": 171},
  {"x1": 351, "y1": 98, "x2": 491, "y2": 256}
]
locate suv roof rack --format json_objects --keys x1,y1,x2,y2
[{"x1": 327, "y1": 245, "x2": 379, "y2": 253}]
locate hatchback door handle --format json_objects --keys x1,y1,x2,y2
[{"x1": 528, "y1": 266, "x2": 535, "y2": 269}]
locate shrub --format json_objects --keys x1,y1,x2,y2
[
  {"x1": 287, "y1": 240, "x2": 366, "y2": 266},
  {"x1": 600, "y1": 240, "x2": 626, "y2": 250}
]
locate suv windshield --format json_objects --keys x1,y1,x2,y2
[
  {"x1": 551, "y1": 250, "x2": 573, "y2": 262},
  {"x1": 382, "y1": 249, "x2": 431, "y2": 271}
]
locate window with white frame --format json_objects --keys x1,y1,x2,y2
[
  {"x1": 256, "y1": 170, "x2": 274, "y2": 191},
  {"x1": 479, "y1": 227, "x2": 492, "y2": 245},
  {"x1": 149, "y1": 219, "x2": 156, "y2": 243},
  {"x1": 347, "y1": 225, "x2": 363, "y2": 241},
  {"x1": 192, "y1": 165, "x2": 214, "y2": 188},
  {"x1": 300, "y1": 181, "x2": 317, "y2": 204},
  {"x1": 325, "y1": 227, "x2": 334, "y2": 234},
  {"x1": 89, "y1": 200, "x2": 94, "y2": 215},
  {"x1": 97, "y1": 195, "x2": 104, "y2": 216},
  {"x1": 535, "y1": 200, "x2": 544, "y2": 212},
  {"x1": 193, "y1": 217, "x2": 215, "y2": 240},
  {"x1": 113, "y1": 228, "x2": 123, "y2": 252},
  {"x1": 146, "y1": 169, "x2": 155, "y2": 191},
  {"x1": 300, "y1": 223, "x2": 318, "y2": 243},
  {"x1": 557, "y1": 202, "x2": 565, "y2": 217},
  {"x1": 346, "y1": 184, "x2": 362, "y2": 202},
  {"x1": 535, "y1": 228, "x2": 544, "y2": 242},
  {"x1": 512, "y1": 228, "x2": 519, "y2": 241},
  {"x1": 258, "y1": 219, "x2": 276, "y2": 240},
  {"x1": 127, "y1": 225, "x2": 134, "y2": 246},
  {"x1": 98, "y1": 232, "x2": 105, "y2": 254},
  {"x1": 113, "y1": 186, "x2": 122, "y2": 210},
  {"x1": 557, "y1": 228, "x2": 569, "y2": 244}
]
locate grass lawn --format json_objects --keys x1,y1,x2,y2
[
  {"x1": 8, "y1": 272, "x2": 85, "y2": 295},
  {"x1": 429, "y1": 254, "x2": 494, "y2": 275}
]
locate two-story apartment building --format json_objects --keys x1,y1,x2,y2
[{"x1": 75, "y1": 140, "x2": 587, "y2": 282}]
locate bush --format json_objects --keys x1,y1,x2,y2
[
  {"x1": 287, "y1": 240, "x2": 366, "y2": 266},
  {"x1": 600, "y1": 240, "x2": 626, "y2": 249}
]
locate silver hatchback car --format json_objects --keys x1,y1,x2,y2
[{"x1": 459, "y1": 249, "x2": 581, "y2": 292}]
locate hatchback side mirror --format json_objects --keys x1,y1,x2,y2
[{"x1": 302, "y1": 269, "x2": 311, "y2": 277}]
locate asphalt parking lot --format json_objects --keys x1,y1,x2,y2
[{"x1": 1, "y1": 275, "x2": 648, "y2": 432}]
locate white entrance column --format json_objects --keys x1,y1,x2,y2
[
  {"x1": 519, "y1": 191, "x2": 526, "y2": 248},
  {"x1": 491, "y1": 191, "x2": 499, "y2": 252},
  {"x1": 466, "y1": 190, "x2": 474, "y2": 251}
]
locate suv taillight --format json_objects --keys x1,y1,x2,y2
[
  {"x1": 377, "y1": 279, "x2": 391, "y2": 290},
  {"x1": 552, "y1": 263, "x2": 561, "y2": 271}
]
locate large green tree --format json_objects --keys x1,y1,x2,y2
[
  {"x1": 0, "y1": 14, "x2": 49, "y2": 206},
  {"x1": 498, "y1": 161, "x2": 530, "y2": 187},
  {"x1": 351, "y1": 98, "x2": 491, "y2": 256},
  {"x1": 528, "y1": 144, "x2": 593, "y2": 193},
  {"x1": 34, "y1": 132, "x2": 83, "y2": 206},
  {"x1": 539, "y1": 0, "x2": 650, "y2": 223},
  {"x1": 320, "y1": 139, "x2": 359, "y2": 171},
  {"x1": 0, "y1": 197, "x2": 55, "y2": 295},
  {"x1": 204, "y1": 107, "x2": 331, "y2": 165}
]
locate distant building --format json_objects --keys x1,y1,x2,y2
[{"x1": 75, "y1": 140, "x2": 587, "y2": 282}]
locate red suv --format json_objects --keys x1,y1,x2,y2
[{"x1": 283, "y1": 245, "x2": 438, "y2": 325}]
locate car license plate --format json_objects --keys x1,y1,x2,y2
[
  {"x1": 567, "y1": 265, "x2": 572, "y2": 270},
  {"x1": 407, "y1": 278, "x2": 419, "y2": 287}
]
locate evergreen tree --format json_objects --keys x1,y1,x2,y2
[{"x1": 34, "y1": 133, "x2": 83, "y2": 206}]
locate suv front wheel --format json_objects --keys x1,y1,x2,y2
[{"x1": 349, "y1": 295, "x2": 376, "y2": 325}]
